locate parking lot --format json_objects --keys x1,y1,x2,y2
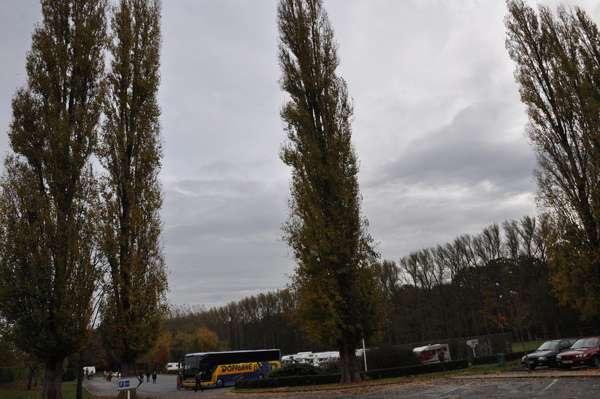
[
  {"x1": 84, "y1": 374, "x2": 233, "y2": 398},
  {"x1": 84, "y1": 370, "x2": 600, "y2": 399}
]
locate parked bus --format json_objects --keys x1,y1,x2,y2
[{"x1": 181, "y1": 349, "x2": 281, "y2": 389}]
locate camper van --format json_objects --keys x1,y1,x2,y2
[
  {"x1": 166, "y1": 362, "x2": 180, "y2": 371},
  {"x1": 413, "y1": 344, "x2": 450, "y2": 363},
  {"x1": 282, "y1": 351, "x2": 341, "y2": 367}
]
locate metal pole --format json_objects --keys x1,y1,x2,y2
[{"x1": 362, "y1": 339, "x2": 367, "y2": 372}]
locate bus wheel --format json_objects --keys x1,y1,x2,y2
[
  {"x1": 257, "y1": 374, "x2": 264, "y2": 379},
  {"x1": 216, "y1": 379, "x2": 224, "y2": 388}
]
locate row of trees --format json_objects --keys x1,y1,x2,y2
[
  {"x1": 162, "y1": 215, "x2": 593, "y2": 362},
  {"x1": 0, "y1": 1, "x2": 167, "y2": 399},
  {"x1": 384, "y1": 216, "x2": 571, "y2": 344}
]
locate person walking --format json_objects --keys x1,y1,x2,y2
[
  {"x1": 177, "y1": 371, "x2": 183, "y2": 390},
  {"x1": 194, "y1": 371, "x2": 203, "y2": 392},
  {"x1": 152, "y1": 371, "x2": 157, "y2": 384}
]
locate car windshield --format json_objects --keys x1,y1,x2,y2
[
  {"x1": 537, "y1": 341, "x2": 559, "y2": 351},
  {"x1": 572, "y1": 338, "x2": 599, "y2": 349}
]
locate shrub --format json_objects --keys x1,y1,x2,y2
[{"x1": 320, "y1": 360, "x2": 342, "y2": 374}]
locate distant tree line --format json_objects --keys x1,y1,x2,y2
[
  {"x1": 382, "y1": 215, "x2": 577, "y2": 345},
  {"x1": 162, "y1": 215, "x2": 594, "y2": 360}
]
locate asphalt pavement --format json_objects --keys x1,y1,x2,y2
[
  {"x1": 83, "y1": 373, "x2": 234, "y2": 399},
  {"x1": 82, "y1": 368, "x2": 600, "y2": 399}
]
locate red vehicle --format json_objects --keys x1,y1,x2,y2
[{"x1": 556, "y1": 337, "x2": 600, "y2": 368}]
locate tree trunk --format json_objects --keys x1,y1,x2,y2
[
  {"x1": 42, "y1": 358, "x2": 64, "y2": 399},
  {"x1": 117, "y1": 362, "x2": 139, "y2": 399},
  {"x1": 76, "y1": 352, "x2": 84, "y2": 399},
  {"x1": 26, "y1": 366, "x2": 36, "y2": 390},
  {"x1": 339, "y1": 338, "x2": 361, "y2": 384}
]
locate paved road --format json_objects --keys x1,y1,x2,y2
[
  {"x1": 265, "y1": 377, "x2": 600, "y2": 398},
  {"x1": 83, "y1": 369, "x2": 600, "y2": 399},
  {"x1": 83, "y1": 374, "x2": 233, "y2": 399}
]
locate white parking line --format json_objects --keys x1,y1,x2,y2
[{"x1": 538, "y1": 379, "x2": 559, "y2": 396}]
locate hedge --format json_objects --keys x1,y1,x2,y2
[
  {"x1": 470, "y1": 351, "x2": 526, "y2": 366},
  {"x1": 364, "y1": 359, "x2": 469, "y2": 381},
  {"x1": 234, "y1": 360, "x2": 469, "y2": 390}
]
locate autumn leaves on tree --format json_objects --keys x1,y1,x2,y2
[
  {"x1": 506, "y1": 0, "x2": 600, "y2": 320},
  {"x1": 277, "y1": 0, "x2": 384, "y2": 384},
  {"x1": 98, "y1": 0, "x2": 167, "y2": 385}
]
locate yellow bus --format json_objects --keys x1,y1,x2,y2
[{"x1": 181, "y1": 349, "x2": 281, "y2": 389}]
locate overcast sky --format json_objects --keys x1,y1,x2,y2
[{"x1": 2, "y1": 0, "x2": 600, "y2": 310}]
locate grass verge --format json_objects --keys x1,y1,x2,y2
[{"x1": 0, "y1": 380, "x2": 100, "y2": 399}]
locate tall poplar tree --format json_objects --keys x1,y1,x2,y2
[
  {"x1": 0, "y1": 1, "x2": 107, "y2": 398},
  {"x1": 505, "y1": 0, "x2": 600, "y2": 319},
  {"x1": 98, "y1": 0, "x2": 167, "y2": 387},
  {"x1": 277, "y1": 0, "x2": 383, "y2": 383}
]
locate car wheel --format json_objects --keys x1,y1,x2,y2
[
  {"x1": 593, "y1": 356, "x2": 600, "y2": 368},
  {"x1": 548, "y1": 359, "x2": 558, "y2": 368},
  {"x1": 527, "y1": 364, "x2": 536, "y2": 371},
  {"x1": 216, "y1": 378, "x2": 224, "y2": 388}
]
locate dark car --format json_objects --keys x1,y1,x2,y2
[
  {"x1": 521, "y1": 339, "x2": 575, "y2": 370},
  {"x1": 556, "y1": 337, "x2": 600, "y2": 368}
]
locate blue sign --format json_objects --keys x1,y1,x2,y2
[{"x1": 118, "y1": 378, "x2": 136, "y2": 390}]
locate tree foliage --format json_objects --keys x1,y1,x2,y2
[
  {"x1": 276, "y1": 0, "x2": 383, "y2": 383},
  {"x1": 0, "y1": 1, "x2": 168, "y2": 396},
  {"x1": 98, "y1": 0, "x2": 167, "y2": 383},
  {"x1": 505, "y1": 0, "x2": 600, "y2": 319},
  {"x1": 0, "y1": 1, "x2": 107, "y2": 398}
]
